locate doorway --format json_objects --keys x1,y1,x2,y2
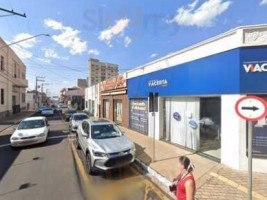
[{"x1": 199, "y1": 97, "x2": 221, "y2": 159}]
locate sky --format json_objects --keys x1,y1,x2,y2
[{"x1": 0, "y1": 0, "x2": 267, "y2": 96}]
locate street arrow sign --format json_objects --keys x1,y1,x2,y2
[
  {"x1": 235, "y1": 96, "x2": 267, "y2": 122},
  {"x1": 235, "y1": 96, "x2": 267, "y2": 200}
]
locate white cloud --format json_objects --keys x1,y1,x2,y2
[
  {"x1": 42, "y1": 48, "x2": 68, "y2": 60},
  {"x1": 37, "y1": 57, "x2": 51, "y2": 63},
  {"x1": 260, "y1": 0, "x2": 267, "y2": 5},
  {"x1": 7, "y1": 33, "x2": 37, "y2": 60},
  {"x1": 167, "y1": 0, "x2": 232, "y2": 27},
  {"x1": 13, "y1": 33, "x2": 37, "y2": 48},
  {"x1": 44, "y1": 19, "x2": 87, "y2": 55},
  {"x1": 98, "y1": 18, "x2": 130, "y2": 46},
  {"x1": 88, "y1": 49, "x2": 100, "y2": 56},
  {"x1": 150, "y1": 53, "x2": 158, "y2": 58},
  {"x1": 11, "y1": 44, "x2": 33, "y2": 59},
  {"x1": 124, "y1": 36, "x2": 132, "y2": 47}
]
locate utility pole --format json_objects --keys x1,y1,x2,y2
[
  {"x1": 0, "y1": 7, "x2": 26, "y2": 18},
  {"x1": 35, "y1": 76, "x2": 45, "y2": 109}
]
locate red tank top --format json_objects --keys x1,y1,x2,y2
[{"x1": 176, "y1": 174, "x2": 195, "y2": 200}]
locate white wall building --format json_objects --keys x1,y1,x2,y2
[
  {"x1": 85, "y1": 83, "x2": 100, "y2": 117},
  {"x1": 0, "y1": 37, "x2": 28, "y2": 119},
  {"x1": 126, "y1": 24, "x2": 267, "y2": 173}
]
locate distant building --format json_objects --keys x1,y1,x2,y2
[
  {"x1": 0, "y1": 37, "x2": 28, "y2": 119},
  {"x1": 77, "y1": 79, "x2": 87, "y2": 88},
  {"x1": 88, "y1": 58, "x2": 119, "y2": 86}
]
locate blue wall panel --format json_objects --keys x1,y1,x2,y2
[
  {"x1": 240, "y1": 46, "x2": 267, "y2": 94},
  {"x1": 127, "y1": 48, "x2": 241, "y2": 98}
]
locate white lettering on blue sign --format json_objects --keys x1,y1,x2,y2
[
  {"x1": 148, "y1": 79, "x2": 168, "y2": 87},
  {"x1": 243, "y1": 62, "x2": 267, "y2": 73}
]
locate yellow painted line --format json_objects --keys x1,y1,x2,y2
[
  {"x1": 69, "y1": 139, "x2": 91, "y2": 185},
  {"x1": 209, "y1": 172, "x2": 267, "y2": 200}
]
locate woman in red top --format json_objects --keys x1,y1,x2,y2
[{"x1": 172, "y1": 156, "x2": 196, "y2": 200}]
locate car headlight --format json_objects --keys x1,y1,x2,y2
[
  {"x1": 93, "y1": 150, "x2": 108, "y2": 157},
  {"x1": 37, "y1": 133, "x2": 45, "y2": 137},
  {"x1": 11, "y1": 137, "x2": 19, "y2": 140}
]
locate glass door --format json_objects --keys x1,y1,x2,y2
[
  {"x1": 114, "y1": 100, "x2": 122, "y2": 125},
  {"x1": 199, "y1": 97, "x2": 221, "y2": 159}
]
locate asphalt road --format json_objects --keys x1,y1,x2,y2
[{"x1": 0, "y1": 112, "x2": 171, "y2": 200}]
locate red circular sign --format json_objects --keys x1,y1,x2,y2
[{"x1": 235, "y1": 96, "x2": 267, "y2": 122}]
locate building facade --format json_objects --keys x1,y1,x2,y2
[
  {"x1": 126, "y1": 24, "x2": 267, "y2": 173},
  {"x1": 0, "y1": 37, "x2": 28, "y2": 119},
  {"x1": 26, "y1": 90, "x2": 36, "y2": 111},
  {"x1": 85, "y1": 83, "x2": 100, "y2": 117},
  {"x1": 99, "y1": 74, "x2": 128, "y2": 127},
  {"x1": 88, "y1": 58, "x2": 119, "y2": 86}
]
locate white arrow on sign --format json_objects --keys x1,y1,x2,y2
[{"x1": 235, "y1": 96, "x2": 267, "y2": 122}]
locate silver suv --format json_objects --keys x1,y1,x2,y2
[{"x1": 76, "y1": 119, "x2": 135, "y2": 174}]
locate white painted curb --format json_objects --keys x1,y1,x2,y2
[{"x1": 134, "y1": 158, "x2": 176, "y2": 199}]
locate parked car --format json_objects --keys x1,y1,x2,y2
[
  {"x1": 41, "y1": 107, "x2": 54, "y2": 116},
  {"x1": 64, "y1": 110, "x2": 77, "y2": 121},
  {"x1": 10, "y1": 116, "x2": 50, "y2": 147},
  {"x1": 69, "y1": 113, "x2": 89, "y2": 132},
  {"x1": 76, "y1": 119, "x2": 135, "y2": 174},
  {"x1": 37, "y1": 106, "x2": 47, "y2": 113}
]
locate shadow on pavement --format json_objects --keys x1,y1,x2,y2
[
  {"x1": 0, "y1": 133, "x2": 66, "y2": 182},
  {"x1": 134, "y1": 142, "x2": 152, "y2": 166}
]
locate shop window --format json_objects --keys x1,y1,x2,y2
[
  {"x1": 1, "y1": 89, "x2": 4, "y2": 105},
  {"x1": 22, "y1": 93, "x2": 25, "y2": 103},
  {"x1": 246, "y1": 95, "x2": 267, "y2": 158},
  {"x1": 0, "y1": 56, "x2": 4, "y2": 71}
]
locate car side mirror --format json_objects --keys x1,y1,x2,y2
[{"x1": 47, "y1": 124, "x2": 50, "y2": 126}]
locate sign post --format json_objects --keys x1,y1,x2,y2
[
  {"x1": 149, "y1": 92, "x2": 158, "y2": 162},
  {"x1": 235, "y1": 96, "x2": 267, "y2": 200}
]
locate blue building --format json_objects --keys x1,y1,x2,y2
[{"x1": 126, "y1": 24, "x2": 267, "y2": 173}]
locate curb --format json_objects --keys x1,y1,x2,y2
[
  {"x1": 133, "y1": 158, "x2": 176, "y2": 199},
  {"x1": 0, "y1": 112, "x2": 37, "y2": 134}
]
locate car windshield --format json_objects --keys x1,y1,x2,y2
[
  {"x1": 18, "y1": 120, "x2": 45, "y2": 130},
  {"x1": 91, "y1": 124, "x2": 122, "y2": 139},
  {"x1": 73, "y1": 115, "x2": 88, "y2": 121},
  {"x1": 43, "y1": 108, "x2": 52, "y2": 111}
]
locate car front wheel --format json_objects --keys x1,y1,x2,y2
[
  {"x1": 85, "y1": 152, "x2": 94, "y2": 175},
  {"x1": 75, "y1": 137, "x2": 80, "y2": 149}
]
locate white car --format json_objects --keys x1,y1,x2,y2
[
  {"x1": 69, "y1": 113, "x2": 89, "y2": 132},
  {"x1": 10, "y1": 116, "x2": 50, "y2": 147},
  {"x1": 76, "y1": 119, "x2": 135, "y2": 174},
  {"x1": 41, "y1": 107, "x2": 54, "y2": 116}
]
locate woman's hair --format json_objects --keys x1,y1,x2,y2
[{"x1": 179, "y1": 156, "x2": 194, "y2": 173}]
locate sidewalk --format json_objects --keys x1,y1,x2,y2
[
  {"x1": 0, "y1": 111, "x2": 35, "y2": 133},
  {"x1": 121, "y1": 127, "x2": 267, "y2": 200}
]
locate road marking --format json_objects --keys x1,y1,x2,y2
[{"x1": 209, "y1": 172, "x2": 267, "y2": 200}]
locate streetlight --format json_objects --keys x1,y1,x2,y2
[{"x1": 0, "y1": 33, "x2": 50, "y2": 50}]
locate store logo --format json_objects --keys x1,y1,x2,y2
[
  {"x1": 148, "y1": 79, "x2": 168, "y2": 87},
  {"x1": 243, "y1": 63, "x2": 267, "y2": 73},
  {"x1": 173, "y1": 112, "x2": 181, "y2": 121}
]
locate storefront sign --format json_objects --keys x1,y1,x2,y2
[
  {"x1": 148, "y1": 79, "x2": 168, "y2": 87},
  {"x1": 235, "y1": 96, "x2": 267, "y2": 122},
  {"x1": 173, "y1": 112, "x2": 181, "y2": 121},
  {"x1": 189, "y1": 120, "x2": 198, "y2": 129},
  {"x1": 243, "y1": 62, "x2": 267, "y2": 73},
  {"x1": 100, "y1": 74, "x2": 126, "y2": 92}
]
